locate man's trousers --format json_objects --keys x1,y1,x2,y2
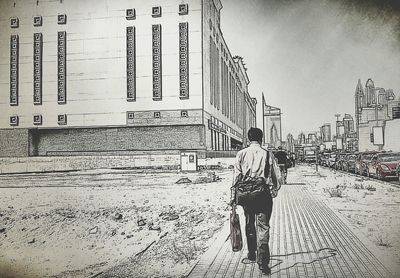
[{"x1": 244, "y1": 195, "x2": 273, "y2": 266}]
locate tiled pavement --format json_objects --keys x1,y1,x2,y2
[{"x1": 188, "y1": 183, "x2": 394, "y2": 278}]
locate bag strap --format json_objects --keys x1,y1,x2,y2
[
  {"x1": 232, "y1": 205, "x2": 236, "y2": 214},
  {"x1": 264, "y1": 150, "x2": 272, "y2": 182}
]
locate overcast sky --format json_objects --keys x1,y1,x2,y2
[{"x1": 220, "y1": 0, "x2": 400, "y2": 138}]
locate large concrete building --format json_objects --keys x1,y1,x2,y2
[
  {"x1": 0, "y1": 0, "x2": 256, "y2": 158},
  {"x1": 355, "y1": 79, "x2": 400, "y2": 152}
]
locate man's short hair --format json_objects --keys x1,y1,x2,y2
[{"x1": 248, "y1": 127, "x2": 263, "y2": 142}]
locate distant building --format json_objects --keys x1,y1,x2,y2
[
  {"x1": 343, "y1": 114, "x2": 354, "y2": 134},
  {"x1": 354, "y1": 79, "x2": 400, "y2": 151},
  {"x1": 0, "y1": 0, "x2": 256, "y2": 158},
  {"x1": 320, "y1": 123, "x2": 331, "y2": 142},
  {"x1": 298, "y1": 132, "x2": 306, "y2": 145},
  {"x1": 262, "y1": 93, "x2": 282, "y2": 148}
]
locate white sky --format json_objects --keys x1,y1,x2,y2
[{"x1": 220, "y1": 0, "x2": 400, "y2": 138}]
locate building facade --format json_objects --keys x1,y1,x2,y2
[
  {"x1": 0, "y1": 0, "x2": 256, "y2": 157},
  {"x1": 262, "y1": 93, "x2": 282, "y2": 148},
  {"x1": 354, "y1": 79, "x2": 400, "y2": 152},
  {"x1": 320, "y1": 123, "x2": 331, "y2": 142}
]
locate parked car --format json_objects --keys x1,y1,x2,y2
[
  {"x1": 342, "y1": 154, "x2": 357, "y2": 172},
  {"x1": 355, "y1": 151, "x2": 378, "y2": 176},
  {"x1": 335, "y1": 153, "x2": 349, "y2": 170},
  {"x1": 366, "y1": 152, "x2": 400, "y2": 180},
  {"x1": 319, "y1": 153, "x2": 330, "y2": 166},
  {"x1": 397, "y1": 163, "x2": 400, "y2": 182},
  {"x1": 328, "y1": 153, "x2": 337, "y2": 168}
]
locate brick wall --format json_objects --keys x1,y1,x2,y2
[
  {"x1": 0, "y1": 129, "x2": 29, "y2": 157},
  {"x1": 0, "y1": 154, "x2": 181, "y2": 174},
  {"x1": 34, "y1": 125, "x2": 206, "y2": 156}
]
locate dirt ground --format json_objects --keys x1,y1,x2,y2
[
  {"x1": 1, "y1": 164, "x2": 399, "y2": 277},
  {"x1": 0, "y1": 169, "x2": 233, "y2": 278}
]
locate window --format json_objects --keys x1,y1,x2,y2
[
  {"x1": 181, "y1": 110, "x2": 188, "y2": 117},
  {"x1": 10, "y1": 17, "x2": 19, "y2": 28},
  {"x1": 126, "y1": 26, "x2": 136, "y2": 101},
  {"x1": 58, "y1": 31, "x2": 66, "y2": 104},
  {"x1": 126, "y1": 8, "x2": 136, "y2": 20},
  {"x1": 33, "y1": 16, "x2": 42, "y2": 26},
  {"x1": 127, "y1": 111, "x2": 134, "y2": 120},
  {"x1": 10, "y1": 35, "x2": 19, "y2": 106},
  {"x1": 57, "y1": 114, "x2": 67, "y2": 125},
  {"x1": 9, "y1": 115, "x2": 19, "y2": 126},
  {"x1": 33, "y1": 33, "x2": 42, "y2": 105},
  {"x1": 154, "y1": 111, "x2": 161, "y2": 118},
  {"x1": 58, "y1": 14, "x2": 67, "y2": 24},
  {"x1": 152, "y1": 24, "x2": 162, "y2": 100},
  {"x1": 152, "y1": 6, "x2": 161, "y2": 17},
  {"x1": 179, "y1": 22, "x2": 189, "y2": 99},
  {"x1": 179, "y1": 4, "x2": 188, "y2": 15},
  {"x1": 33, "y1": 114, "x2": 42, "y2": 125}
]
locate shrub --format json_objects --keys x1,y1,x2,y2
[{"x1": 326, "y1": 188, "x2": 344, "y2": 198}]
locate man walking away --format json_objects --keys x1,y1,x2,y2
[
  {"x1": 275, "y1": 146, "x2": 289, "y2": 184},
  {"x1": 230, "y1": 128, "x2": 280, "y2": 275}
]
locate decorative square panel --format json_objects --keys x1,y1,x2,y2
[
  {"x1": 179, "y1": 4, "x2": 188, "y2": 15},
  {"x1": 181, "y1": 110, "x2": 188, "y2": 117},
  {"x1": 58, "y1": 31, "x2": 66, "y2": 104},
  {"x1": 127, "y1": 111, "x2": 134, "y2": 120},
  {"x1": 10, "y1": 17, "x2": 19, "y2": 28},
  {"x1": 58, "y1": 14, "x2": 67, "y2": 24},
  {"x1": 10, "y1": 35, "x2": 19, "y2": 106},
  {"x1": 33, "y1": 16, "x2": 42, "y2": 26},
  {"x1": 152, "y1": 24, "x2": 162, "y2": 100},
  {"x1": 126, "y1": 9, "x2": 136, "y2": 20},
  {"x1": 9, "y1": 115, "x2": 19, "y2": 126},
  {"x1": 179, "y1": 22, "x2": 189, "y2": 99},
  {"x1": 126, "y1": 26, "x2": 136, "y2": 101},
  {"x1": 33, "y1": 114, "x2": 42, "y2": 125},
  {"x1": 57, "y1": 114, "x2": 67, "y2": 125},
  {"x1": 33, "y1": 33, "x2": 42, "y2": 105},
  {"x1": 154, "y1": 111, "x2": 161, "y2": 118},
  {"x1": 152, "y1": 6, "x2": 161, "y2": 17}
]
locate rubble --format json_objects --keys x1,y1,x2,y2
[
  {"x1": 113, "y1": 212, "x2": 123, "y2": 220},
  {"x1": 0, "y1": 227, "x2": 5, "y2": 233},
  {"x1": 89, "y1": 226, "x2": 98, "y2": 234},
  {"x1": 137, "y1": 218, "x2": 146, "y2": 226},
  {"x1": 176, "y1": 177, "x2": 192, "y2": 184}
]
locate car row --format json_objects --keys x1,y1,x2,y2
[{"x1": 318, "y1": 150, "x2": 400, "y2": 182}]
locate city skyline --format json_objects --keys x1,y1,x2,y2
[{"x1": 221, "y1": 0, "x2": 400, "y2": 136}]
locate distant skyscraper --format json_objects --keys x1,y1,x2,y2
[
  {"x1": 320, "y1": 123, "x2": 331, "y2": 142},
  {"x1": 343, "y1": 114, "x2": 354, "y2": 134},
  {"x1": 262, "y1": 93, "x2": 282, "y2": 148}
]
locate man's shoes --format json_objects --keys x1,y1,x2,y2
[
  {"x1": 247, "y1": 251, "x2": 256, "y2": 262},
  {"x1": 259, "y1": 264, "x2": 271, "y2": 275}
]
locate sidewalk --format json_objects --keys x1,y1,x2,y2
[{"x1": 188, "y1": 181, "x2": 395, "y2": 278}]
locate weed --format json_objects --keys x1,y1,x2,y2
[
  {"x1": 366, "y1": 185, "x2": 376, "y2": 192},
  {"x1": 376, "y1": 236, "x2": 392, "y2": 248},
  {"x1": 326, "y1": 188, "x2": 344, "y2": 198}
]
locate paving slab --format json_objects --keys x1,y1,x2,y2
[{"x1": 188, "y1": 183, "x2": 394, "y2": 278}]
